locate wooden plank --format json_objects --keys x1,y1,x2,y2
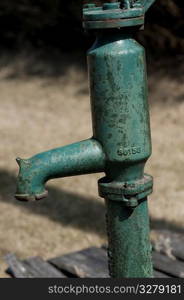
[
  {"x1": 154, "y1": 270, "x2": 171, "y2": 278},
  {"x1": 5, "y1": 254, "x2": 66, "y2": 278},
  {"x1": 49, "y1": 247, "x2": 109, "y2": 278},
  {"x1": 152, "y1": 230, "x2": 184, "y2": 261},
  {"x1": 153, "y1": 251, "x2": 184, "y2": 278},
  {"x1": 6, "y1": 245, "x2": 184, "y2": 278},
  {"x1": 24, "y1": 256, "x2": 66, "y2": 278},
  {"x1": 5, "y1": 253, "x2": 35, "y2": 278}
]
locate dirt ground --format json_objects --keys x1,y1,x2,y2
[{"x1": 0, "y1": 53, "x2": 184, "y2": 277}]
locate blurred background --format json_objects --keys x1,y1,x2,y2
[{"x1": 0, "y1": 0, "x2": 183, "y2": 277}]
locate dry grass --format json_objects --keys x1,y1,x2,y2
[{"x1": 0, "y1": 54, "x2": 184, "y2": 277}]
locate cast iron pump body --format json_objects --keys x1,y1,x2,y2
[{"x1": 15, "y1": 0, "x2": 156, "y2": 278}]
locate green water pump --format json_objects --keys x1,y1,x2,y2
[{"x1": 15, "y1": 0, "x2": 156, "y2": 277}]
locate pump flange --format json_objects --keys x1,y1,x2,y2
[
  {"x1": 83, "y1": 0, "x2": 156, "y2": 30},
  {"x1": 83, "y1": 1, "x2": 144, "y2": 29},
  {"x1": 98, "y1": 174, "x2": 153, "y2": 207}
]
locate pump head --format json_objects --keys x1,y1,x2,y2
[{"x1": 83, "y1": 0, "x2": 157, "y2": 30}]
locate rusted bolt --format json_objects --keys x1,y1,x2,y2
[
  {"x1": 125, "y1": 197, "x2": 139, "y2": 208},
  {"x1": 122, "y1": 0, "x2": 131, "y2": 9}
]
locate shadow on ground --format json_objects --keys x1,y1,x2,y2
[
  {"x1": 0, "y1": 169, "x2": 106, "y2": 237},
  {"x1": 0, "y1": 169, "x2": 184, "y2": 236}
]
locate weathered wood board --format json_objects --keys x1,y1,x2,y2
[
  {"x1": 153, "y1": 251, "x2": 184, "y2": 278},
  {"x1": 152, "y1": 229, "x2": 184, "y2": 261},
  {"x1": 5, "y1": 230, "x2": 184, "y2": 278},
  {"x1": 49, "y1": 247, "x2": 109, "y2": 278},
  {"x1": 5, "y1": 254, "x2": 65, "y2": 278}
]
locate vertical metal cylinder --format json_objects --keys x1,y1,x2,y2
[
  {"x1": 88, "y1": 31, "x2": 151, "y2": 181},
  {"x1": 88, "y1": 30, "x2": 153, "y2": 277},
  {"x1": 106, "y1": 198, "x2": 153, "y2": 277}
]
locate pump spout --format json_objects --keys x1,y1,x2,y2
[{"x1": 15, "y1": 138, "x2": 106, "y2": 201}]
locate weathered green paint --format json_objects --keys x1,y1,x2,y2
[
  {"x1": 84, "y1": 17, "x2": 144, "y2": 30},
  {"x1": 15, "y1": 0, "x2": 156, "y2": 278},
  {"x1": 15, "y1": 139, "x2": 106, "y2": 201},
  {"x1": 88, "y1": 33, "x2": 151, "y2": 179},
  {"x1": 106, "y1": 198, "x2": 152, "y2": 277},
  {"x1": 88, "y1": 29, "x2": 153, "y2": 277},
  {"x1": 83, "y1": 0, "x2": 156, "y2": 30},
  {"x1": 84, "y1": 7, "x2": 143, "y2": 21}
]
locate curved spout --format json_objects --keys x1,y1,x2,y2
[{"x1": 15, "y1": 138, "x2": 106, "y2": 201}]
